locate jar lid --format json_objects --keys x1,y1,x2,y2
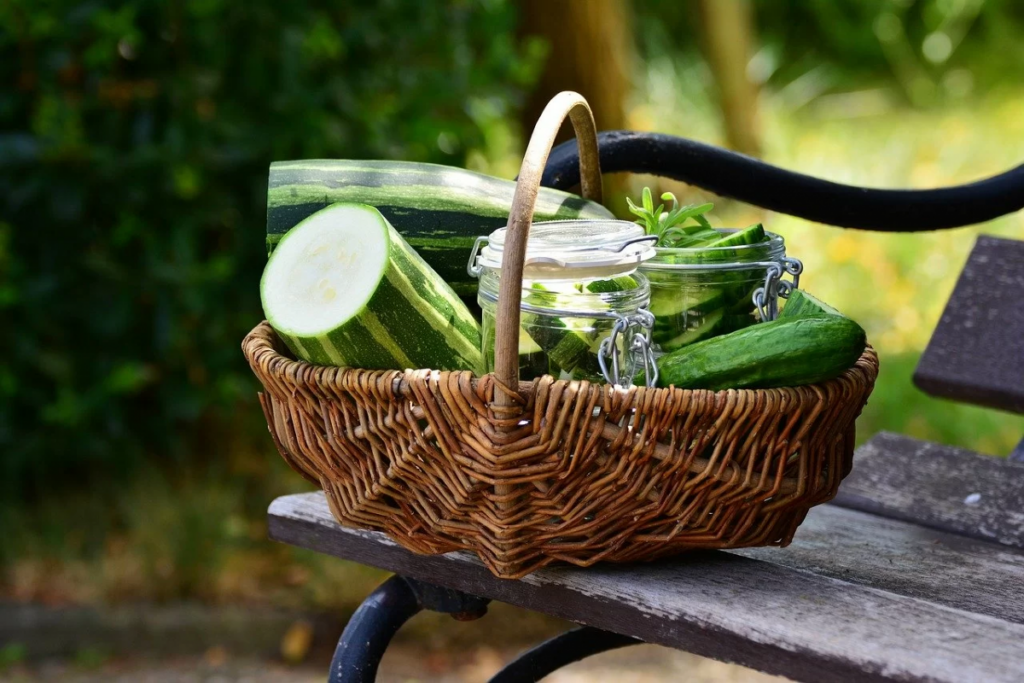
[{"x1": 476, "y1": 219, "x2": 657, "y2": 280}]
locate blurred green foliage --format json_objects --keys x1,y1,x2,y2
[
  {"x1": 0, "y1": 0, "x2": 541, "y2": 500},
  {"x1": 638, "y1": 0, "x2": 1024, "y2": 107},
  {"x1": 630, "y1": 15, "x2": 1024, "y2": 458}
]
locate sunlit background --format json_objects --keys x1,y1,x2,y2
[{"x1": 2, "y1": 0, "x2": 1023, "y2": 680}]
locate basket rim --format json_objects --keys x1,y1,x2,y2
[{"x1": 242, "y1": 319, "x2": 879, "y2": 400}]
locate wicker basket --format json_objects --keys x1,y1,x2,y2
[{"x1": 244, "y1": 92, "x2": 878, "y2": 579}]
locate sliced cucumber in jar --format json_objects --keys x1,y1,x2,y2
[
  {"x1": 547, "y1": 330, "x2": 592, "y2": 370},
  {"x1": 649, "y1": 285, "x2": 725, "y2": 318},
  {"x1": 518, "y1": 327, "x2": 548, "y2": 380},
  {"x1": 585, "y1": 275, "x2": 638, "y2": 293},
  {"x1": 657, "y1": 308, "x2": 726, "y2": 352},
  {"x1": 702, "y1": 223, "x2": 765, "y2": 249}
]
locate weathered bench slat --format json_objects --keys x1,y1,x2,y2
[
  {"x1": 269, "y1": 492, "x2": 1024, "y2": 683},
  {"x1": 832, "y1": 431, "x2": 1024, "y2": 549},
  {"x1": 737, "y1": 504, "x2": 1024, "y2": 624},
  {"x1": 913, "y1": 235, "x2": 1024, "y2": 414},
  {"x1": 1012, "y1": 436, "x2": 1024, "y2": 463}
]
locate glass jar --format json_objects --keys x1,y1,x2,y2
[
  {"x1": 471, "y1": 220, "x2": 658, "y2": 387},
  {"x1": 639, "y1": 231, "x2": 801, "y2": 356}
]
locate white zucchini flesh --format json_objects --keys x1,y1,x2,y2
[{"x1": 261, "y1": 203, "x2": 482, "y2": 372}]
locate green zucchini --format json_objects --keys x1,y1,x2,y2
[
  {"x1": 261, "y1": 203, "x2": 483, "y2": 372},
  {"x1": 656, "y1": 315, "x2": 866, "y2": 390},
  {"x1": 780, "y1": 289, "x2": 844, "y2": 318},
  {"x1": 267, "y1": 160, "x2": 614, "y2": 297}
]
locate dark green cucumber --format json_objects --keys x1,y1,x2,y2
[
  {"x1": 267, "y1": 160, "x2": 613, "y2": 297},
  {"x1": 656, "y1": 315, "x2": 867, "y2": 390},
  {"x1": 780, "y1": 289, "x2": 844, "y2": 318}
]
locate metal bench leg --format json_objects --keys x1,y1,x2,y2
[
  {"x1": 329, "y1": 574, "x2": 490, "y2": 683},
  {"x1": 489, "y1": 627, "x2": 641, "y2": 683}
]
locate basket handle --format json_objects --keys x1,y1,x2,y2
[{"x1": 493, "y1": 92, "x2": 603, "y2": 398}]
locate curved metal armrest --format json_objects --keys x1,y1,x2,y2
[{"x1": 543, "y1": 130, "x2": 1024, "y2": 232}]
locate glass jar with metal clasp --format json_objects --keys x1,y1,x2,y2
[
  {"x1": 639, "y1": 231, "x2": 803, "y2": 356},
  {"x1": 469, "y1": 219, "x2": 659, "y2": 388}
]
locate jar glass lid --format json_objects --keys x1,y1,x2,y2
[{"x1": 476, "y1": 219, "x2": 657, "y2": 280}]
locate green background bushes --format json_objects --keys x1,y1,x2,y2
[{"x1": 0, "y1": 0, "x2": 541, "y2": 499}]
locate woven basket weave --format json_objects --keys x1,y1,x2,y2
[{"x1": 244, "y1": 92, "x2": 878, "y2": 579}]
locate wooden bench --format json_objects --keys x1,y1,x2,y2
[
  {"x1": 912, "y1": 234, "x2": 1024, "y2": 461},
  {"x1": 268, "y1": 138, "x2": 1024, "y2": 682}
]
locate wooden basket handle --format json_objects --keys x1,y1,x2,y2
[{"x1": 493, "y1": 92, "x2": 603, "y2": 399}]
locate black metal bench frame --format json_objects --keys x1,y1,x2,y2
[{"x1": 278, "y1": 132, "x2": 1024, "y2": 682}]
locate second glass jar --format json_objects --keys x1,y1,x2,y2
[{"x1": 640, "y1": 231, "x2": 791, "y2": 355}]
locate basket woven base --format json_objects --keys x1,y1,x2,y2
[{"x1": 244, "y1": 322, "x2": 877, "y2": 579}]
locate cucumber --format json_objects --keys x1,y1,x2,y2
[
  {"x1": 585, "y1": 275, "x2": 638, "y2": 293},
  {"x1": 658, "y1": 309, "x2": 725, "y2": 351},
  {"x1": 517, "y1": 328, "x2": 548, "y2": 380},
  {"x1": 261, "y1": 203, "x2": 483, "y2": 372},
  {"x1": 518, "y1": 327, "x2": 543, "y2": 354},
  {"x1": 702, "y1": 223, "x2": 766, "y2": 249},
  {"x1": 656, "y1": 315, "x2": 866, "y2": 390},
  {"x1": 664, "y1": 228, "x2": 720, "y2": 248},
  {"x1": 726, "y1": 288, "x2": 760, "y2": 313},
  {"x1": 548, "y1": 330, "x2": 592, "y2": 370},
  {"x1": 267, "y1": 160, "x2": 614, "y2": 297},
  {"x1": 569, "y1": 364, "x2": 604, "y2": 382},
  {"x1": 648, "y1": 285, "x2": 725, "y2": 318},
  {"x1": 484, "y1": 324, "x2": 549, "y2": 379},
  {"x1": 519, "y1": 283, "x2": 600, "y2": 374},
  {"x1": 780, "y1": 289, "x2": 844, "y2": 318},
  {"x1": 720, "y1": 312, "x2": 757, "y2": 333}
]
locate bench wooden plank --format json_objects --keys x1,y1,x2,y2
[
  {"x1": 269, "y1": 492, "x2": 1024, "y2": 683},
  {"x1": 1012, "y1": 436, "x2": 1024, "y2": 463},
  {"x1": 913, "y1": 234, "x2": 1024, "y2": 414},
  {"x1": 831, "y1": 431, "x2": 1024, "y2": 549},
  {"x1": 737, "y1": 504, "x2": 1024, "y2": 625}
]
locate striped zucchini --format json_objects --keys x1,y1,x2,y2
[
  {"x1": 261, "y1": 203, "x2": 482, "y2": 372},
  {"x1": 267, "y1": 160, "x2": 614, "y2": 297}
]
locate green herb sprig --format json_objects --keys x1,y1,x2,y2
[{"x1": 626, "y1": 187, "x2": 715, "y2": 248}]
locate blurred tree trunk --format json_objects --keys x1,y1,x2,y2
[
  {"x1": 518, "y1": 0, "x2": 635, "y2": 214},
  {"x1": 697, "y1": 0, "x2": 762, "y2": 157},
  {"x1": 519, "y1": 0, "x2": 634, "y2": 142}
]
